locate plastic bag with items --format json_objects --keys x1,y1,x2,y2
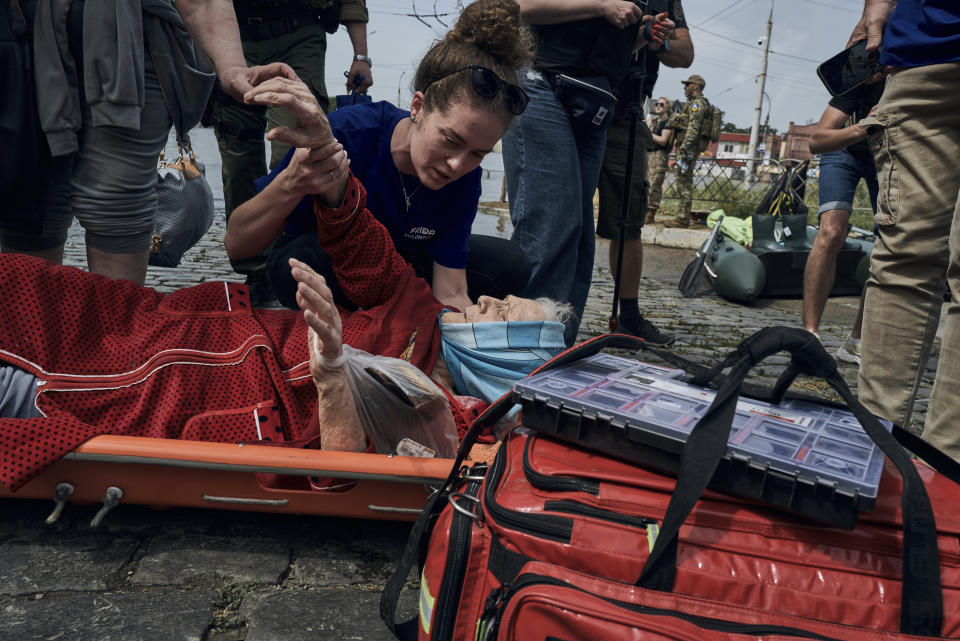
[{"x1": 339, "y1": 345, "x2": 459, "y2": 459}]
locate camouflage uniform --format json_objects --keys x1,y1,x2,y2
[
  {"x1": 669, "y1": 79, "x2": 711, "y2": 225},
  {"x1": 645, "y1": 114, "x2": 672, "y2": 220}
]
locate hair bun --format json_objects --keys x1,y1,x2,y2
[{"x1": 446, "y1": 0, "x2": 532, "y2": 69}]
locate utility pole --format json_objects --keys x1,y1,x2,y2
[
  {"x1": 397, "y1": 71, "x2": 407, "y2": 109},
  {"x1": 746, "y1": 0, "x2": 773, "y2": 180}
]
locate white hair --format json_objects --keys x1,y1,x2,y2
[{"x1": 535, "y1": 297, "x2": 576, "y2": 324}]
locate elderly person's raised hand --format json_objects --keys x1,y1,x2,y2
[
  {"x1": 221, "y1": 81, "x2": 349, "y2": 260},
  {"x1": 290, "y1": 257, "x2": 368, "y2": 453},
  {"x1": 290, "y1": 257, "x2": 344, "y2": 378},
  {"x1": 246, "y1": 77, "x2": 335, "y2": 150}
]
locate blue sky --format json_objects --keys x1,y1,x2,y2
[{"x1": 324, "y1": 0, "x2": 866, "y2": 131}]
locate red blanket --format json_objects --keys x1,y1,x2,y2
[{"x1": 0, "y1": 176, "x2": 478, "y2": 491}]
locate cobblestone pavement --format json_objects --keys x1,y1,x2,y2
[{"x1": 3, "y1": 130, "x2": 937, "y2": 640}]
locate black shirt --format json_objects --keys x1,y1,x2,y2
[
  {"x1": 827, "y1": 80, "x2": 884, "y2": 154},
  {"x1": 610, "y1": 0, "x2": 687, "y2": 122},
  {"x1": 650, "y1": 116, "x2": 672, "y2": 150}
]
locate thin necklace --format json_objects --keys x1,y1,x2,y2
[{"x1": 398, "y1": 169, "x2": 422, "y2": 212}]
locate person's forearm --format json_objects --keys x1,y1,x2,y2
[
  {"x1": 651, "y1": 129, "x2": 672, "y2": 147},
  {"x1": 175, "y1": 0, "x2": 246, "y2": 73},
  {"x1": 438, "y1": 291, "x2": 472, "y2": 312},
  {"x1": 656, "y1": 28, "x2": 693, "y2": 68},
  {"x1": 809, "y1": 125, "x2": 868, "y2": 155},
  {"x1": 314, "y1": 374, "x2": 367, "y2": 452},
  {"x1": 223, "y1": 180, "x2": 304, "y2": 259},
  {"x1": 678, "y1": 125, "x2": 700, "y2": 157},
  {"x1": 431, "y1": 264, "x2": 472, "y2": 311},
  {"x1": 344, "y1": 21, "x2": 367, "y2": 56},
  {"x1": 515, "y1": 0, "x2": 605, "y2": 24}
]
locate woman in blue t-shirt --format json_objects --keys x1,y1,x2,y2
[{"x1": 224, "y1": 0, "x2": 534, "y2": 312}]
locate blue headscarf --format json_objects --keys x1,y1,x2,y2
[{"x1": 438, "y1": 312, "x2": 567, "y2": 404}]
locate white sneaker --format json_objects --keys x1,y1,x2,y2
[{"x1": 835, "y1": 336, "x2": 862, "y2": 366}]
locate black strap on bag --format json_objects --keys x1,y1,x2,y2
[
  {"x1": 380, "y1": 389, "x2": 517, "y2": 640},
  {"x1": 378, "y1": 332, "x2": 695, "y2": 639},
  {"x1": 381, "y1": 327, "x2": 960, "y2": 638},
  {"x1": 635, "y1": 326, "x2": 945, "y2": 638}
]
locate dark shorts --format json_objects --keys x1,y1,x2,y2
[
  {"x1": 596, "y1": 117, "x2": 651, "y2": 240},
  {"x1": 817, "y1": 148, "x2": 879, "y2": 218}
]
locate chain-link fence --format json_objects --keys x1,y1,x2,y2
[
  {"x1": 481, "y1": 155, "x2": 876, "y2": 228},
  {"x1": 655, "y1": 156, "x2": 875, "y2": 226}
]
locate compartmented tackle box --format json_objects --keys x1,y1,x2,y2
[{"x1": 513, "y1": 353, "x2": 891, "y2": 529}]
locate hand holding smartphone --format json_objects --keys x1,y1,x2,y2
[{"x1": 817, "y1": 39, "x2": 885, "y2": 97}]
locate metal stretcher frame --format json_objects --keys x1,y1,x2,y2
[{"x1": 0, "y1": 435, "x2": 458, "y2": 521}]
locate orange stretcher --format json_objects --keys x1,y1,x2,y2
[{"x1": 0, "y1": 435, "x2": 461, "y2": 522}]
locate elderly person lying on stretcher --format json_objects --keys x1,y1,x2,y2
[{"x1": 0, "y1": 101, "x2": 570, "y2": 494}]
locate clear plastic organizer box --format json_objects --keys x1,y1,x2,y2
[{"x1": 514, "y1": 353, "x2": 891, "y2": 510}]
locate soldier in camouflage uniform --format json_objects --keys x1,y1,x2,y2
[
  {"x1": 645, "y1": 96, "x2": 674, "y2": 223},
  {"x1": 211, "y1": 0, "x2": 371, "y2": 303},
  {"x1": 664, "y1": 74, "x2": 710, "y2": 228}
]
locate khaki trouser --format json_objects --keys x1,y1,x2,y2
[
  {"x1": 858, "y1": 63, "x2": 960, "y2": 451},
  {"x1": 646, "y1": 149, "x2": 669, "y2": 216}
]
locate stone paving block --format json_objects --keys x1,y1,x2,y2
[
  {"x1": 0, "y1": 533, "x2": 138, "y2": 596},
  {"x1": 132, "y1": 533, "x2": 289, "y2": 586},
  {"x1": 293, "y1": 530, "x2": 407, "y2": 587},
  {"x1": 239, "y1": 588, "x2": 417, "y2": 641},
  {"x1": 0, "y1": 589, "x2": 215, "y2": 641}
]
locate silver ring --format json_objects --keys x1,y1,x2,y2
[{"x1": 329, "y1": 170, "x2": 335, "y2": 180}]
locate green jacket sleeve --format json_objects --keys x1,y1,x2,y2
[
  {"x1": 339, "y1": 0, "x2": 368, "y2": 23},
  {"x1": 679, "y1": 100, "x2": 706, "y2": 157}
]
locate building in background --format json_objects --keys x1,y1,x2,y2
[{"x1": 781, "y1": 121, "x2": 817, "y2": 162}]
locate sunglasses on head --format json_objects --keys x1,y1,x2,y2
[{"x1": 422, "y1": 65, "x2": 529, "y2": 115}]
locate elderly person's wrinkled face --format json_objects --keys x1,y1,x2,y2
[{"x1": 442, "y1": 295, "x2": 547, "y2": 323}]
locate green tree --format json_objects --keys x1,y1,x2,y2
[{"x1": 722, "y1": 122, "x2": 749, "y2": 133}]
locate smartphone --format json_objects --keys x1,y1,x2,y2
[{"x1": 816, "y1": 39, "x2": 884, "y2": 97}]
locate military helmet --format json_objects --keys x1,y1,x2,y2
[{"x1": 681, "y1": 74, "x2": 706, "y2": 89}]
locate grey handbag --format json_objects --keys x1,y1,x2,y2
[{"x1": 151, "y1": 137, "x2": 214, "y2": 268}]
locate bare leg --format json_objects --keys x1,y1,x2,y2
[
  {"x1": 802, "y1": 209, "x2": 850, "y2": 334},
  {"x1": 291, "y1": 257, "x2": 367, "y2": 452},
  {"x1": 87, "y1": 246, "x2": 151, "y2": 285},
  {"x1": 607, "y1": 236, "x2": 643, "y2": 296},
  {"x1": 1, "y1": 243, "x2": 65, "y2": 264}
]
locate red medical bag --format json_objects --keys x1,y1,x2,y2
[{"x1": 382, "y1": 328, "x2": 960, "y2": 640}]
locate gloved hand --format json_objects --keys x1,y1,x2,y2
[{"x1": 675, "y1": 153, "x2": 693, "y2": 172}]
